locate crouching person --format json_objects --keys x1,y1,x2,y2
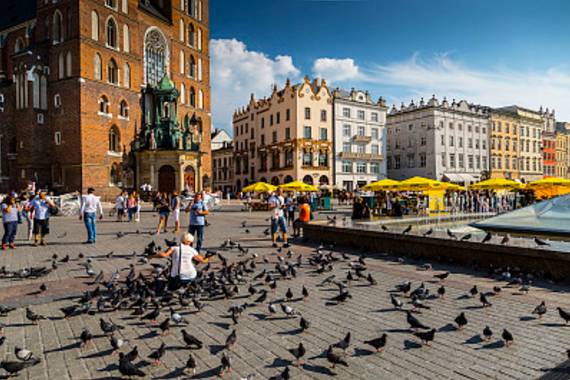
[{"x1": 150, "y1": 232, "x2": 210, "y2": 291}]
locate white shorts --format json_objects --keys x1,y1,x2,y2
[{"x1": 173, "y1": 209, "x2": 180, "y2": 222}]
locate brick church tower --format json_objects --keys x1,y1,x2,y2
[{"x1": 0, "y1": 0, "x2": 211, "y2": 199}]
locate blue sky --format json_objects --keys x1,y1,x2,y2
[{"x1": 209, "y1": 0, "x2": 570, "y2": 133}]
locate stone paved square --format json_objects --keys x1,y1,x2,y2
[{"x1": 0, "y1": 205, "x2": 568, "y2": 379}]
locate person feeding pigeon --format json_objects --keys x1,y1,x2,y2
[{"x1": 150, "y1": 233, "x2": 210, "y2": 290}]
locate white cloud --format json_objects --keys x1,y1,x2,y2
[
  {"x1": 336, "y1": 53, "x2": 570, "y2": 119},
  {"x1": 312, "y1": 58, "x2": 360, "y2": 82},
  {"x1": 210, "y1": 39, "x2": 300, "y2": 134}
]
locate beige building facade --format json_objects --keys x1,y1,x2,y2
[
  {"x1": 555, "y1": 122, "x2": 569, "y2": 179},
  {"x1": 489, "y1": 110, "x2": 520, "y2": 179},
  {"x1": 232, "y1": 76, "x2": 333, "y2": 191}
]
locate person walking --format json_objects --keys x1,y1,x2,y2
[
  {"x1": 293, "y1": 196, "x2": 310, "y2": 237},
  {"x1": 116, "y1": 191, "x2": 126, "y2": 222},
  {"x1": 186, "y1": 192, "x2": 208, "y2": 252},
  {"x1": 134, "y1": 191, "x2": 142, "y2": 222},
  {"x1": 150, "y1": 233, "x2": 210, "y2": 290},
  {"x1": 285, "y1": 193, "x2": 296, "y2": 227},
  {"x1": 79, "y1": 187, "x2": 104, "y2": 244},
  {"x1": 268, "y1": 189, "x2": 288, "y2": 248},
  {"x1": 156, "y1": 193, "x2": 170, "y2": 235},
  {"x1": 171, "y1": 191, "x2": 181, "y2": 233},
  {"x1": 2, "y1": 194, "x2": 20, "y2": 250},
  {"x1": 29, "y1": 191, "x2": 56, "y2": 246},
  {"x1": 127, "y1": 192, "x2": 138, "y2": 222}
]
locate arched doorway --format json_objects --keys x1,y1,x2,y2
[
  {"x1": 158, "y1": 165, "x2": 176, "y2": 193},
  {"x1": 303, "y1": 175, "x2": 314, "y2": 185},
  {"x1": 319, "y1": 175, "x2": 329, "y2": 185},
  {"x1": 184, "y1": 166, "x2": 195, "y2": 193},
  {"x1": 271, "y1": 176, "x2": 280, "y2": 185},
  {"x1": 284, "y1": 175, "x2": 293, "y2": 184}
]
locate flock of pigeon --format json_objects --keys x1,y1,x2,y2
[{"x1": 0, "y1": 218, "x2": 568, "y2": 379}]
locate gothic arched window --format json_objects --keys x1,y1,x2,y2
[
  {"x1": 109, "y1": 126, "x2": 120, "y2": 152},
  {"x1": 144, "y1": 28, "x2": 167, "y2": 85},
  {"x1": 53, "y1": 10, "x2": 64, "y2": 43},
  {"x1": 94, "y1": 53, "x2": 102, "y2": 80},
  {"x1": 108, "y1": 58, "x2": 118, "y2": 84},
  {"x1": 106, "y1": 17, "x2": 118, "y2": 48}
]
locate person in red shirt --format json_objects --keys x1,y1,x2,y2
[{"x1": 293, "y1": 197, "x2": 311, "y2": 237}]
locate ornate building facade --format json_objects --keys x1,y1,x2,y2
[
  {"x1": 489, "y1": 109, "x2": 520, "y2": 179},
  {"x1": 386, "y1": 96, "x2": 491, "y2": 184},
  {"x1": 232, "y1": 76, "x2": 333, "y2": 191},
  {"x1": 332, "y1": 88, "x2": 387, "y2": 191},
  {"x1": 0, "y1": 0, "x2": 211, "y2": 198}
]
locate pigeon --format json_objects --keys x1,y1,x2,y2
[
  {"x1": 534, "y1": 237, "x2": 549, "y2": 247},
  {"x1": 447, "y1": 229, "x2": 457, "y2": 239},
  {"x1": 141, "y1": 306, "x2": 160, "y2": 324},
  {"x1": 300, "y1": 317, "x2": 311, "y2": 332},
  {"x1": 110, "y1": 335, "x2": 126, "y2": 353},
  {"x1": 0, "y1": 359, "x2": 40, "y2": 376},
  {"x1": 169, "y1": 307, "x2": 188, "y2": 325},
  {"x1": 15, "y1": 346, "x2": 38, "y2": 362},
  {"x1": 557, "y1": 307, "x2": 570, "y2": 324},
  {"x1": 480, "y1": 293, "x2": 492, "y2": 308},
  {"x1": 460, "y1": 233, "x2": 472, "y2": 241},
  {"x1": 381, "y1": 225, "x2": 388, "y2": 231},
  {"x1": 185, "y1": 353, "x2": 197, "y2": 376},
  {"x1": 80, "y1": 329, "x2": 93, "y2": 348},
  {"x1": 413, "y1": 328, "x2": 436, "y2": 346},
  {"x1": 500, "y1": 234, "x2": 510, "y2": 245},
  {"x1": 330, "y1": 290, "x2": 352, "y2": 304},
  {"x1": 333, "y1": 332, "x2": 351, "y2": 351},
  {"x1": 288, "y1": 342, "x2": 306, "y2": 366},
  {"x1": 366, "y1": 274, "x2": 378, "y2": 286},
  {"x1": 148, "y1": 342, "x2": 166, "y2": 366},
  {"x1": 285, "y1": 288, "x2": 293, "y2": 301},
  {"x1": 302, "y1": 285, "x2": 309, "y2": 301},
  {"x1": 254, "y1": 290, "x2": 268, "y2": 304},
  {"x1": 402, "y1": 225, "x2": 412, "y2": 235},
  {"x1": 225, "y1": 330, "x2": 237, "y2": 351},
  {"x1": 100, "y1": 318, "x2": 124, "y2": 335},
  {"x1": 406, "y1": 311, "x2": 430, "y2": 330},
  {"x1": 39, "y1": 283, "x2": 47, "y2": 293},
  {"x1": 454, "y1": 312, "x2": 468, "y2": 330},
  {"x1": 482, "y1": 326, "x2": 493, "y2": 341},
  {"x1": 437, "y1": 285, "x2": 446, "y2": 298},
  {"x1": 363, "y1": 333, "x2": 387, "y2": 353},
  {"x1": 0, "y1": 305, "x2": 15, "y2": 316},
  {"x1": 469, "y1": 285, "x2": 478, "y2": 298},
  {"x1": 433, "y1": 272, "x2": 449, "y2": 281},
  {"x1": 532, "y1": 301, "x2": 547, "y2": 319},
  {"x1": 158, "y1": 318, "x2": 170, "y2": 335},
  {"x1": 423, "y1": 228, "x2": 433, "y2": 237},
  {"x1": 326, "y1": 345, "x2": 348, "y2": 368},
  {"x1": 280, "y1": 303, "x2": 298, "y2": 317},
  {"x1": 481, "y1": 232, "x2": 492, "y2": 243},
  {"x1": 118, "y1": 353, "x2": 145, "y2": 377},
  {"x1": 125, "y1": 346, "x2": 139, "y2": 362},
  {"x1": 220, "y1": 352, "x2": 232, "y2": 377},
  {"x1": 182, "y1": 329, "x2": 203, "y2": 349},
  {"x1": 25, "y1": 308, "x2": 46, "y2": 324},
  {"x1": 502, "y1": 329, "x2": 514, "y2": 347}
]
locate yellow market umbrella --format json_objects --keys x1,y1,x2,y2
[
  {"x1": 242, "y1": 182, "x2": 277, "y2": 193},
  {"x1": 526, "y1": 177, "x2": 570, "y2": 188},
  {"x1": 397, "y1": 176, "x2": 448, "y2": 191},
  {"x1": 444, "y1": 183, "x2": 465, "y2": 191},
  {"x1": 362, "y1": 179, "x2": 400, "y2": 191},
  {"x1": 470, "y1": 178, "x2": 523, "y2": 191},
  {"x1": 279, "y1": 180, "x2": 319, "y2": 192}
]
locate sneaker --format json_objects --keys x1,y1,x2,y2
[
  {"x1": 1, "y1": 244, "x2": 6, "y2": 250},
  {"x1": 8, "y1": 243, "x2": 15, "y2": 249}
]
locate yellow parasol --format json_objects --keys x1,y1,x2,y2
[
  {"x1": 362, "y1": 179, "x2": 400, "y2": 191},
  {"x1": 526, "y1": 177, "x2": 570, "y2": 199},
  {"x1": 397, "y1": 176, "x2": 448, "y2": 191},
  {"x1": 242, "y1": 182, "x2": 277, "y2": 193},
  {"x1": 470, "y1": 178, "x2": 523, "y2": 191},
  {"x1": 279, "y1": 180, "x2": 319, "y2": 192},
  {"x1": 444, "y1": 183, "x2": 465, "y2": 191}
]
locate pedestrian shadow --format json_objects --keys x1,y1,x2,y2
[
  {"x1": 303, "y1": 363, "x2": 336, "y2": 376},
  {"x1": 476, "y1": 340, "x2": 504, "y2": 350},
  {"x1": 463, "y1": 334, "x2": 483, "y2": 345},
  {"x1": 403, "y1": 340, "x2": 422, "y2": 350}
]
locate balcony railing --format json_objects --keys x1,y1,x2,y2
[
  {"x1": 353, "y1": 135, "x2": 372, "y2": 143},
  {"x1": 339, "y1": 152, "x2": 384, "y2": 160}
]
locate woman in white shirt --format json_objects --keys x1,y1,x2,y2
[{"x1": 151, "y1": 233, "x2": 210, "y2": 290}]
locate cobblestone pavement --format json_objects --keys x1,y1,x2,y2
[{"x1": 0, "y1": 205, "x2": 569, "y2": 379}]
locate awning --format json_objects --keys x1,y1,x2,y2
[{"x1": 443, "y1": 173, "x2": 478, "y2": 184}]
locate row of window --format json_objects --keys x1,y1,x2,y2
[
  {"x1": 304, "y1": 108, "x2": 327, "y2": 122},
  {"x1": 179, "y1": 0, "x2": 204, "y2": 21},
  {"x1": 491, "y1": 156, "x2": 542, "y2": 172},
  {"x1": 341, "y1": 107, "x2": 380, "y2": 122},
  {"x1": 91, "y1": 11, "x2": 130, "y2": 52},
  {"x1": 94, "y1": 53, "x2": 130, "y2": 87},
  {"x1": 492, "y1": 122, "x2": 543, "y2": 139},
  {"x1": 342, "y1": 124, "x2": 381, "y2": 139},
  {"x1": 235, "y1": 109, "x2": 293, "y2": 136},
  {"x1": 341, "y1": 161, "x2": 381, "y2": 174},
  {"x1": 178, "y1": 83, "x2": 204, "y2": 109},
  {"x1": 440, "y1": 135, "x2": 487, "y2": 150},
  {"x1": 492, "y1": 138, "x2": 539, "y2": 154},
  {"x1": 342, "y1": 143, "x2": 381, "y2": 155},
  {"x1": 98, "y1": 96, "x2": 129, "y2": 119},
  {"x1": 178, "y1": 20, "x2": 204, "y2": 51},
  {"x1": 178, "y1": 52, "x2": 203, "y2": 80},
  {"x1": 388, "y1": 153, "x2": 488, "y2": 171}
]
